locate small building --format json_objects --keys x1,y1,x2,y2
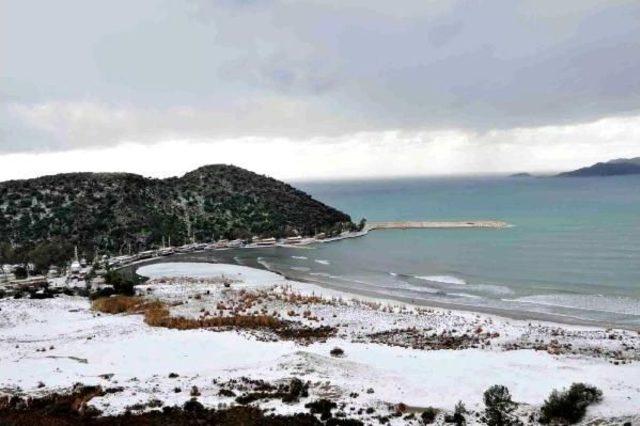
[
  {"x1": 70, "y1": 260, "x2": 81, "y2": 274},
  {"x1": 227, "y1": 239, "x2": 244, "y2": 248},
  {"x1": 157, "y1": 247, "x2": 175, "y2": 256},
  {"x1": 176, "y1": 244, "x2": 195, "y2": 253},
  {"x1": 215, "y1": 239, "x2": 230, "y2": 248},
  {"x1": 284, "y1": 235, "x2": 303, "y2": 244},
  {"x1": 47, "y1": 266, "x2": 60, "y2": 278},
  {"x1": 0, "y1": 268, "x2": 15, "y2": 284},
  {"x1": 137, "y1": 250, "x2": 156, "y2": 260},
  {"x1": 254, "y1": 237, "x2": 277, "y2": 246}
]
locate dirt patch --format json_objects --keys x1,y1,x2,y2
[
  {"x1": 233, "y1": 377, "x2": 309, "y2": 405},
  {"x1": 360, "y1": 328, "x2": 493, "y2": 350},
  {"x1": 275, "y1": 325, "x2": 336, "y2": 343}
]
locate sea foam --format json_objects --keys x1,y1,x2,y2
[
  {"x1": 415, "y1": 275, "x2": 467, "y2": 285},
  {"x1": 290, "y1": 266, "x2": 311, "y2": 272},
  {"x1": 510, "y1": 294, "x2": 640, "y2": 316}
]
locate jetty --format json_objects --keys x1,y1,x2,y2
[{"x1": 366, "y1": 220, "x2": 510, "y2": 231}]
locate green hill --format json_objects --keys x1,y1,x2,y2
[{"x1": 0, "y1": 165, "x2": 353, "y2": 269}]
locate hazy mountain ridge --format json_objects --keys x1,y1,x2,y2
[
  {"x1": 557, "y1": 157, "x2": 640, "y2": 177},
  {"x1": 0, "y1": 165, "x2": 353, "y2": 261}
]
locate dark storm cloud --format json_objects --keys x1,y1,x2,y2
[{"x1": 1, "y1": 0, "x2": 640, "y2": 153}]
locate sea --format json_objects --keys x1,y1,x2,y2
[{"x1": 153, "y1": 175, "x2": 640, "y2": 328}]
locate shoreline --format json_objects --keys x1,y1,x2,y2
[{"x1": 124, "y1": 253, "x2": 638, "y2": 332}]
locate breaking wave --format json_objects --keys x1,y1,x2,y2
[{"x1": 415, "y1": 275, "x2": 467, "y2": 285}]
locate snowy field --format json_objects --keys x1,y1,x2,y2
[{"x1": 1, "y1": 262, "x2": 638, "y2": 423}]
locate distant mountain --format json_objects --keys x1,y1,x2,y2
[
  {"x1": 557, "y1": 157, "x2": 640, "y2": 177},
  {"x1": 608, "y1": 157, "x2": 640, "y2": 166},
  {"x1": 509, "y1": 172, "x2": 533, "y2": 178},
  {"x1": 0, "y1": 165, "x2": 353, "y2": 266}
]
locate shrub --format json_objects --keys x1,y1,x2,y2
[
  {"x1": 104, "y1": 270, "x2": 140, "y2": 296},
  {"x1": 483, "y1": 385, "x2": 521, "y2": 426},
  {"x1": 183, "y1": 398, "x2": 204, "y2": 412},
  {"x1": 282, "y1": 377, "x2": 309, "y2": 403},
  {"x1": 540, "y1": 383, "x2": 602, "y2": 424},
  {"x1": 421, "y1": 407, "x2": 438, "y2": 424},
  {"x1": 330, "y1": 347, "x2": 345, "y2": 357},
  {"x1": 89, "y1": 287, "x2": 115, "y2": 300},
  {"x1": 14, "y1": 266, "x2": 28, "y2": 280},
  {"x1": 190, "y1": 386, "x2": 201, "y2": 397},
  {"x1": 444, "y1": 401, "x2": 467, "y2": 425},
  {"x1": 306, "y1": 399, "x2": 337, "y2": 420}
]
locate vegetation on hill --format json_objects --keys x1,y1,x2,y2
[
  {"x1": 557, "y1": 157, "x2": 640, "y2": 177},
  {"x1": 0, "y1": 165, "x2": 353, "y2": 268}
]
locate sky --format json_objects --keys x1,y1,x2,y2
[{"x1": 1, "y1": 0, "x2": 640, "y2": 181}]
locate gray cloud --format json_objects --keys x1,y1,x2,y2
[{"x1": 1, "y1": 0, "x2": 640, "y2": 153}]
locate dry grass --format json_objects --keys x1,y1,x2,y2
[
  {"x1": 144, "y1": 311, "x2": 283, "y2": 330},
  {"x1": 92, "y1": 296, "x2": 283, "y2": 330},
  {"x1": 91, "y1": 296, "x2": 146, "y2": 314},
  {"x1": 92, "y1": 295, "x2": 334, "y2": 342}
]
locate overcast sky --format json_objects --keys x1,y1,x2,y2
[{"x1": 1, "y1": 0, "x2": 640, "y2": 181}]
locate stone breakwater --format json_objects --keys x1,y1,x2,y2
[{"x1": 366, "y1": 220, "x2": 510, "y2": 230}]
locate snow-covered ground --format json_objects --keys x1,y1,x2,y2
[{"x1": 1, "y1": 262, "x2": 638, "y2": 423}]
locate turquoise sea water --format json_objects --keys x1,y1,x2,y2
[
  {"x1": 236, "y1": 175, "x2": 640, "y2": 327},
  {"x1": 149, "y1": 176, "x2": 639, "y2": 327}
]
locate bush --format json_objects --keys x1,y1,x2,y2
[
  {"x1": 27, "y1": 241, "x2": 74, "y2": 274},
  {"x1": 540, "y1": 383, "x2": 602, "y2": 424},
  {"x1": 14, "y1": 266, "x2": 28, "y2": 280},
  {"x1": 483, "y1": 385, "x2": 521, "y2": 426},
  {"x1": 282, "y1": 377, "x2": 309, "y2": 403},
  {"x1": 421, "y1": 407, "x2": 438, "y2": 424},
  {"x1": 444, "y1": 401, "x2": 467, "y2": 425},
  {"x1": 330, "y1": 347, "x2": 344, "y2": 357},
  {"x1": 90, "y1": 287, "x2": 115, "y2": 300},
  {"x1": 104, "y1": 270, "x2": 140, "y2": 296},
  {"x1": 305, "y1": 399, "x2": 337, "y2": 420},
  {"x1": 183, "y1": 398, "x2": 204, "y2": 412}
]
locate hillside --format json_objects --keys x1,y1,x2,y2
[
  {"x1": 0, "y1": 165, "x2": 353, "y2": 267},
  {"x1": 557, "y1": 157, "x2": 640, "y2": 177}
]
